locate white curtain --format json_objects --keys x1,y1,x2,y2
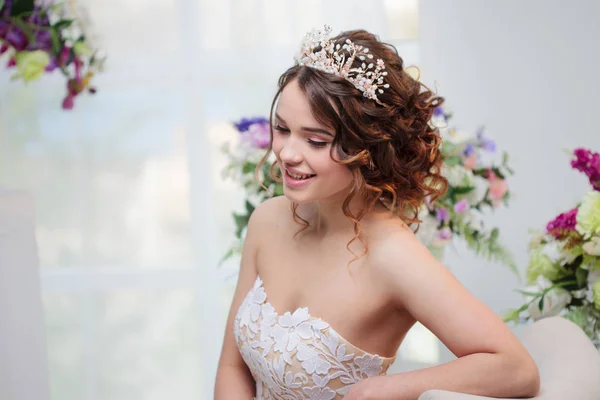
[{"x1": 0, "y1": 1, "x2": 424, "y2": 399}]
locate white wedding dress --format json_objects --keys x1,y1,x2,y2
[{"x1": 234, "y1": 276, "x2": 396, "y2": 399}]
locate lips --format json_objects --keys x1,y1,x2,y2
[
  {"x1": 283, "y1": 168, "x2": 316, "y2": 188},
  {"x1": 286, "y1": 169, "x2": 316, "y2": 180}
]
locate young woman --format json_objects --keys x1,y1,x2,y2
[{"x1": 215, "y1": 26, "x2": 539, "y2": 400}]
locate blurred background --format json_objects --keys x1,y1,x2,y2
[{"x1": 0, "y1": 0, "x2": 599, "y2": 399}]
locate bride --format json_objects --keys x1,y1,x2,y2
[{"x1": 214, "y1": 25, "x2": 540, "y2": 400}]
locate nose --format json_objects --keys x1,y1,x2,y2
[{"x1": 278, "y1": 138, "x2": 303, "y2": 164}]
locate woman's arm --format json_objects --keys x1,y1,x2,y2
[
  {"x1": 214, "y1": 202, "x2": 268, "y2": 399},
  {"x1": 346, "y1": 231, "x2": 540, "y2": 400}
]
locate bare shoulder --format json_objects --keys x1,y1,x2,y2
[
  {"x1": 367, "y1": 218, "x2": 456, "y2": 307},
  {"x1": 247, "y1": 195, "x2": 291, "y2": 234}
]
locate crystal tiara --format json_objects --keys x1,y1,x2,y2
[{"x1": 294, "y1": 25, "x2": 389, "y2": 105}]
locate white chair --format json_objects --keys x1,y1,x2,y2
[{"x1": 418, "y1": 316, "x2": 600, "y2": 400}]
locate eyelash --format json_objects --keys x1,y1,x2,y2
[{"x1": 273, "y1": 125, "x2": 329, "y2": 148}]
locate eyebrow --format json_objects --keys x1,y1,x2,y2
[{"x1": 275, "y1": 113, "x2": 334, "y2": 137}]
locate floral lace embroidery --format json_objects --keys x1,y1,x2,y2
[{"x1": 234, "y1": 277, "x2": 396, "y2": 399}]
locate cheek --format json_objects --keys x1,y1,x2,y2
[
  {"x1": 271, "y1": 136, "x2": 283, "y2": 160},
  {"x1": 317, "y1": 155, "x2": 353, "y2": 183}
]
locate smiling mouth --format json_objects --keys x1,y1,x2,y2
[{"x1": 286, "y1": 169, "x2": 316, "y2": 180}]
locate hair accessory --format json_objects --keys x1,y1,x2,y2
[{"x1": 295, "y1": 25, "x2": 389, "y2": 106}]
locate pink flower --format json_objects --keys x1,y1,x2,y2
[
  {"x1": 431, "y1": 227, "x2": 453, "y2": 247},
  {"x1": 487, "y1": 170, "x2": 508, "y2": 207},
  {"x1": 243, "y1": 122, "x2": 271, "y2": 149},
  {"x1": 546, "y1": 208, "x2": 578, "y2": 238},
  {"x1": 462, "y1": 153, "x2": 477, "y2": 170},
  {"x1": 454, "y1": 199, "x2": 469, "y2": 213},
  {"x1": 438, "y1": 227, "x2": 452, "y2": 240}
]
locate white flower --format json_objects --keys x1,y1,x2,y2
[
  {"x1": 442, "y1": 130, "x2": 476, "y2": 145},
  {"x1": 583, "y1": 236, "x2": 600, "y2": 256},
  {"x1": 272, "y1": 308, "x2": 314, "y2": 353},
  {"x1": 525, "y1": 277, "x2": 571, "y2": 320},
  {"x1": 238, "y1": 281, "x2": 267, "y2": 330},
  {"x1": 296, "y1": 343, "x2": 332, "y2": 375},
  {"x1": 443, "y1": 165, "x2": 475, "y2": 187},
  {"x1": 461, "y1": 210, "x2": 483, "y2": 231},
  {"x1": 353, "y1": 354, "x2": 384, "y2": 377},
  {"x1": 303, "y1": 386, "x2": 337, "y2": 400},
  {"x1": 415, "y1": 211, "x2": 438, "y2": 247},
  {"x1": 528, "y1": 230, "x2": 545, "y2": 250}
]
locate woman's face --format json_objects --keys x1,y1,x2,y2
[{"x1": 272, "y1": 79, "x2": 354, "y2": 205}]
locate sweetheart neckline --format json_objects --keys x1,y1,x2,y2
[{"x1": 252, "y1": 275, "x2": 397, "y2": 361}]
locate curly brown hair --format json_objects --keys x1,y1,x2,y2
[{"x1": 257, "y1": 29, "x2": 448, "y2": 255}]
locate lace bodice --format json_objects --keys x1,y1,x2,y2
[{"x1": 234, "y1": 276, "x2": 396, "y2": 399}]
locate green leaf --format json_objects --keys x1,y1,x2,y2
[
  {"x1": 501, "y1": 308, "x2": 521, "y2": 324},
  {"x1": 538, "y1": 296, "x2": 545, "y2": 312},
  {"x1": 49, "y1": 28, "x2": 61, "y2": 54},
  {"x1": 273, "y1": 183, "x2": 284, "y2": 196},
  {"x1": 490, "y1": 228, "x2": 499, "y2": 242},
  {"x1": 576, "y1": 268, "x2": 588, "y2": 288},
  {"x1": 9, "y1": 0, "x2": 34, "y2": 16},
  {"x1": 0, "y1": 0, "x2": 5, "y2": 12},
  {"x1": 243, "y1": 162, "x2": 257, "y2": 175},
  {"x1": 452, "y1": 186, "x2": 476, "y2": 195},
  {"x1": 218, "y1": 247, "x2": 236, "y2": 267},
  {"x1": 491, "y1": 167, "x2": 506, "y2": 180},
  {"x1": 53, "y1": 19, "x2": 74, "y2": 30},
  {"x1": 441, "y1": 142, "x2": 458, "y2": 156},
  {"x1": 444, "y1": 155, "x2": 462, "y2": 166},
  {"x1": 245, "y1": 200, "x2": 255, "y2": 215},
  {"x1": 233, "y1": 213, "x2": 250, "y2": 239}
]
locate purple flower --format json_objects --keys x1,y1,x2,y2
[
  {"x1": 477, "y1": 133, "x2": 495, "y2": 154},
  {"x1": 0, "y1": 21, "x2": 9, "y2": 39},
  {"x1": 463, "y1": 144, "x2": 475, "y2": 156},
  {"x1": 234, "y1": 117, "x2": 269, "y2": 133},
  {"x1": 454, "y1": 199, "x2": 469, "y2": 213},
  {"x1": 1, "y1": 1, "x2": 12, "y2": 18},
  {"x1": 546, "y1": 207, "x2": 578, "y2": 238},
  {"x1": 436, "y1": 207, "x2": 450, "y2": 222},
  {"x1": 571, "y1": 148, "x2": 600, "y2": 191},
  {"x1": 31, "y1": 30, "x2": 53, "y2": 52},
  {"x1": 244, "y1": 121, "x2": 271, "y2": 149},
  {"x1": 433, "y1": 107, "x2": 445, "y2": 117},
  {"x1": 45, "y1": 57, "x2": 58, "y2": 72},
  {"x1": 5, "y1": 25, "x2": 28, "y2": 51}
]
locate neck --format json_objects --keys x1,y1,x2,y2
[{"x1": 298, "y1": 190, "x2": 386, "y2": 237}]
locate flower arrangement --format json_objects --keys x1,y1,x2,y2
[
  {"x1": 220, "y1": 117, "x2": 281, "y2": 261},
  {"x1": 0, "y1": 0, "x2": 104, "y2": 109},
  {"x1": 504, "y1": 148, "x2": 600, "y2": 348},
  {"x1": 221, "y1": 110, "x2": 516, "y2": 272},
  {"x1": 418, "y1": 107, "x2": 515, "y2": 270}
]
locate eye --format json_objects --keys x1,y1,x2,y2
[
  {"x1": 308, "y1": 140, "x2": 328, "y2": 148},
  {"x1": 273, "y1": 124, "x2": 289, "y2": 133}
]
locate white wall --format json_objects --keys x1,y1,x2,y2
[
  {"x1": 0, "y1": 191, "x2": 50, "y2": 400},
  {"x1": 420, "y1": 0, "x2": 600, "y2": 360}
]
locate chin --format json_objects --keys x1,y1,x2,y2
[{"x1": 282, "y1": 189, "x2": 314, "y2": 205}]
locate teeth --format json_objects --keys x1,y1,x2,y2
[{"x1": 288, "y1": 170, "x2": 313, "y2": 180}]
